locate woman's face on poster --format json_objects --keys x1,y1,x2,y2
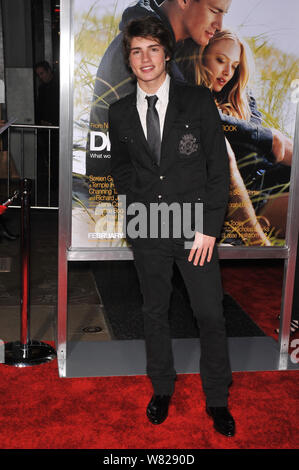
[{"x1": 204, "y1": 38, "x2": 241, "y2": 92}]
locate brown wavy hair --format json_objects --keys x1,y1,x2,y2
[
  {"x1": 123, "y1": 16, "x2": 174, "y2": 76},
  {"x1": 194, "y1": 29, "x2": 251, "y2": 120}
]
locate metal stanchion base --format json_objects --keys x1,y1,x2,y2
[{"x1": 4, "y1": 340, "x2": 57, "y2": 367}]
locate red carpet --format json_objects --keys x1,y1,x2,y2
[
  {"x1": 0, "y1": 358, "x2": 298, "y2": 449},
  {"x1": 221, "y1": 260, "x2": 285, "y2": 340}
]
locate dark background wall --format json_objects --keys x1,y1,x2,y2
[
  {"x1": 0, "y1": 0, "x2": 59, "y2": 179},
  {"x1": 0, "y1": 0, "x2": 59, "y2": 124}
]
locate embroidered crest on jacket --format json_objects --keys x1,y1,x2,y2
[{"x1": 178, "y1": 133, "x2": 198, "y2": 156}]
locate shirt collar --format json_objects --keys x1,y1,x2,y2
[{"x1": 137, "y1": 73, "x2": 170, "y2": 106}]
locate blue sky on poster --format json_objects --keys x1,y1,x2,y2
[{"x1": 75, "y1": 0, "x2": 299, "y2": 57}]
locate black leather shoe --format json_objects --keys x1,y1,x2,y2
[
  {"x1": 0, "y1": 221, "x2": 18, "y2": 240},
  {"x1": 206, "y1": 406, "x2": 235, "y2": 437},
  {"x1": 1, "y1": 228, "x2": 18, "y2": 240},
  {"x1": 146, "y1": 395, "x2": 171, "y2": 425}
]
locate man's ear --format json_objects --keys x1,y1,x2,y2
[
  {"x1": 163, "y1": 47, "x2": 170, "y2": 62},
  {"x1": 177, "y1": 0, "x2": 188, "y2": 9}
]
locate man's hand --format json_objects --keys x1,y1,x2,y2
[{"x1": 188, "y1": 231, "x2": 216, "y2": 266}]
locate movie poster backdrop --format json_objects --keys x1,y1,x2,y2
[{"x1": 71, "y1": 0, "x2": 299, "y2": 249}]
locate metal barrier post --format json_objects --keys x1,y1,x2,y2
[{"x1": 5, "y1": 178, "x2": 57, "y2": 367}]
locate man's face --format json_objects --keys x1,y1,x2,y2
[
  {"x1": 129, "y1": 36, "x2": 169, "y2": 91},
  {"x1": 36, "y1": 67, "x2": 52, "y2": 84},
  {"x1": 181, "y1": 0, "x2": 232, "y2": 46}
]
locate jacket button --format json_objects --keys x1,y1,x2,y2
[{"x1": 160, "y1": 175, "x2": 165, "y2": 180}]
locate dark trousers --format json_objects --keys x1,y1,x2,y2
[{"x1": 133, "y1": 239, "x2": 232, "y2": 407}]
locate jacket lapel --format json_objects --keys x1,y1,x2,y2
[
  {"x1": 126, "y1": 93, "x2": 153, "y2": 162},
  {"x1": 161, "y1": 79, "x2": 180, "y2": 146},
  {"x1": 160, "y1": 80, "x2": 180, "y2": 170}
]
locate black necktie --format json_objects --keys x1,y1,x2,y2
[{"x1": 146, "y1": 95, "x2": 161, "y2": 166}]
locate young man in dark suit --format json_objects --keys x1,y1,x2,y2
[{"x1": 109, "y1": 16, "x2": 235, "y2": 437}]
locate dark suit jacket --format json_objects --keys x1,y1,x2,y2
[{"x1": 108, "y1": 79, "x2": 230, "y2": 246}]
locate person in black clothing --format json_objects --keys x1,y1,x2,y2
[
  {"x1": 34, "y1": 61, "x2": 59, "y2": 206},
  {"x1": 35, "y1": 61, "x2": 59, "y2": 126},
  {"x1": 109, "y1": 15, "x2": 235, "y2": 437}
]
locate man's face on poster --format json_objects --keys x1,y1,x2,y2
[{"x1": 180, "y1": 0, "x2": 232, "y2": 46}]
